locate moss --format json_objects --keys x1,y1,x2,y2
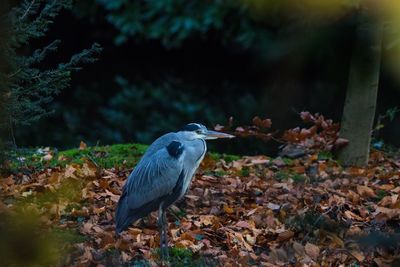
[
  {"x1": 318, "y1": 151, "x2": 333, "y2": 161},
  {"x1": 223, "y1": 154, "x2": 241, "y2": 163},
  {"x1": 5, "y1": 143, "x2": 241, "y2": 173},
  {"x1": 376, "y1": 189, "x2": 387, "y2": 201},
  {"x1": 208, "y1": 152, "x2": 240, "y2": 163},
  {"x1": 292, "y1": 173, "x2": 305, "y2": 183},
  {"x1": 275, "y1": 170, "x2": 305, "y2": 183},
  {"x1": 4, "y1": 143, "x2": 149, "y2": 172},
  {"x1": 275, "y1": 170, "x2": 290, "y2": 180},
  {"x1": 215, "y1": 170, "x2": 227, "y2": 177},
  {"x1": 281, "y1": 157, "x2": 294, "y2": 165},
  {"x1": 241, "y1": 167, "x2": 250, "y2": 177},
  {"x1": 51, "y1": 228, "x2": 87, "y2": 244},
  {"x1": 153, "y1": 247, "x2": 208, "y2": 267}
]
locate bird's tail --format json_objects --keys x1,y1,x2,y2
[{"x1": 115, "y1": 191, "x2": 134, "y2": 234}]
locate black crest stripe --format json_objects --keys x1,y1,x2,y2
[{"x1": 181, "y1": 123, "x2": 201, "y2": 131}]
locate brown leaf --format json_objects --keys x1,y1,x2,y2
[
  {"x1": 276, "y1": 230, "x2": 294, "y2": 242},
  {"x1": 79, "y1": 141, "x2": 87, "y2": 150},
  {"x1": 374, "y1": 207, "x2": 400, "y2": 220},
  {"x1": 350, "y1": 250, "x2": 365, "y2": 262},
  {"x1": 64, "y1": 165, "x2": 77, "y2": 179},
  {"x1": 235, "y1": 220, "x2": 251, "y2": 229},
  {"x1": 344, "y1": 210, "x2": 364, "y2": 221},
  {"x1": 300, "y1": 111, "x2": 315, "y2": 122},
  {"x1": 305, "y1": 242, "x2": 320, "y2": 260},
  {"x1": 252, "y1": 116, "x2": 272, "y2": 129},
  {"x1": 378, "y1": 195, "x2": 396, "y2": 207},
  {"x1": 269, "y1": 248, "x2": 288, "y2": 263},
  {"x1": 292, "y1": 242, "x2": 305, "y2": 256},
  {"x1": 356, "y1": 185, "x2": 377, "y2": 198}
]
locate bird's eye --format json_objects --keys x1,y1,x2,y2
[{"x1": 196, "y1": 130, "x2": 202, "y2": 134}]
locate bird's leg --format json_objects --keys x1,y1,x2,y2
[
  {"x1": 162, "y1": 209, "x2": 169, "y2": 258},
  {"x1": 158, "y1": 204, "x2": 169, "y2": 262}
]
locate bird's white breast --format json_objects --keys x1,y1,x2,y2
[{"x1": 179, "y1": 139, "x2": 206, "y2": 199}]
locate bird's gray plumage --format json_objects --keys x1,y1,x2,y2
[{"x1": 116, "y1": 129, "x2": 206, "y2": 233}]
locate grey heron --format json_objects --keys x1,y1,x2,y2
[{"x1": 115, "y1": 123, "x2": 234, "y2": 260}]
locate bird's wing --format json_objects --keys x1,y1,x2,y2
[{"x1": 124, "y1": 144, "x2": 184, "y2": 211}]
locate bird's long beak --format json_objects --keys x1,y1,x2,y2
[{"x1": 204, "y1": 130, "x2": 235, "y2": 140}]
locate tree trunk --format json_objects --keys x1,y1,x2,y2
[{"x1": 337, "y1": 12, "x2": 383, "y2": 167}]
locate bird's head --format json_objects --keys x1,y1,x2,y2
[{"x1": 179, "y1": 123, "x2": 235, "y2": 140}]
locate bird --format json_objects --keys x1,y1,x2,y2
[{"x1": 115, "y1": 123, "x2": 234, "y2": 261}]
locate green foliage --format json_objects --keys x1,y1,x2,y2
[
  {"x1": 275, "y1": 170, "x2": 290, "y2": 180},
  {"x1": 275, "y1": 170, "x2": 305, "y2": 183},
  {"x1": 152, "y1": 247, "x2": 209, "y2": 267},
  {"x1": 96, "y1": 0, "x2": 262, "y2": 48},
  {"x1": 215, "y1": 170, "x2": 228, "y2": 177},
  {"x1": 318, "y1": 151, "x2": 333, "y2": 160},
  {"x1": 281, "y1": 157, "x2": 294, "y2": 165},
  {"x1": 2, "y1": 0, "x2": 101, "y2": 131},
  {"x1": 4, "y1": 143, "x2": 244, "y2": 177},
  {"x1": 241, "y1": 166, "x2": 250, "y2": 177},
  {"x1": 292, "y1": 173, "x2": 305, "y2": 183},
  {"x1": 208, "y1": 152, "x2": 240, "y2": 163},
  {"x1": 375, "y1": 189, "x2": 388, "y2": 201}
]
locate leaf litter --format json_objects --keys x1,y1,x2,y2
[{"x1": 1, "y1": 115, "x2": 400, "y2": 265}]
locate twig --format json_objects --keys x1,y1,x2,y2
[
  {"x1": 21, "y1": 0, "x2": 36, "y2": 20},
  {"x1": 7, "y1": 69, "x2": 22, "y2": 79}
]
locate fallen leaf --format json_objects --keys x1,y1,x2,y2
[
  {"x1": 305, "y1": 242, "x2": 320, "y2": 260},
  {"x1": 357, "y1": 185, "x2": 377, "y2": 198},
  {"x1": 79, "y1": 141, "x2": 87, "y2": 150}
]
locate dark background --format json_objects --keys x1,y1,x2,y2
[{"x1": 13, "y1": 1, "x2": 400, "y2": 155}]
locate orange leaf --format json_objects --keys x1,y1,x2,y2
[{"x1": 223, "y1": 205, "x2": 234, "y2": 214}]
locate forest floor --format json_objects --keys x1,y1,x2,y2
[{"x1": 1, "y1": 143, "x2": 400, "y2": 266}]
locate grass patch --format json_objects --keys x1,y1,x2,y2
[
  {"x1": 275, "y1": 170, "x2": 305, "y2": 183},
  {"x1": 152, "y1": 247, "x2": 210, "y2": 267},
  {"x1": 3, "y1": 143, "x2": 148, "y2": 172},
  {"x1": 292, "y1": 173, "x2": 306, "y2": 183},
  {"x1": 208, "y1": 152, "x2": 240, "y2": 163},
  {"x1": 318, "y1": 151, "x2": 333, "y2": 161},
  {"x1": 275, "y1": 170, "x2": 291, "y2": 180},
  {"x1": 5, "y1": 144, "x2": 242, "y2": 173},
  {"x1": 281, "y1": 157, "x2": 294, "y2": 165},
  {"x1": 241, "y1": 167, "x2": 250, "y2": 177},
  {"x1": 215, "y1": 170, "x2": 228, "y2": 177},
  {"x1": 376, "y1": 189, "x2": 388, "y2": 201}
]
